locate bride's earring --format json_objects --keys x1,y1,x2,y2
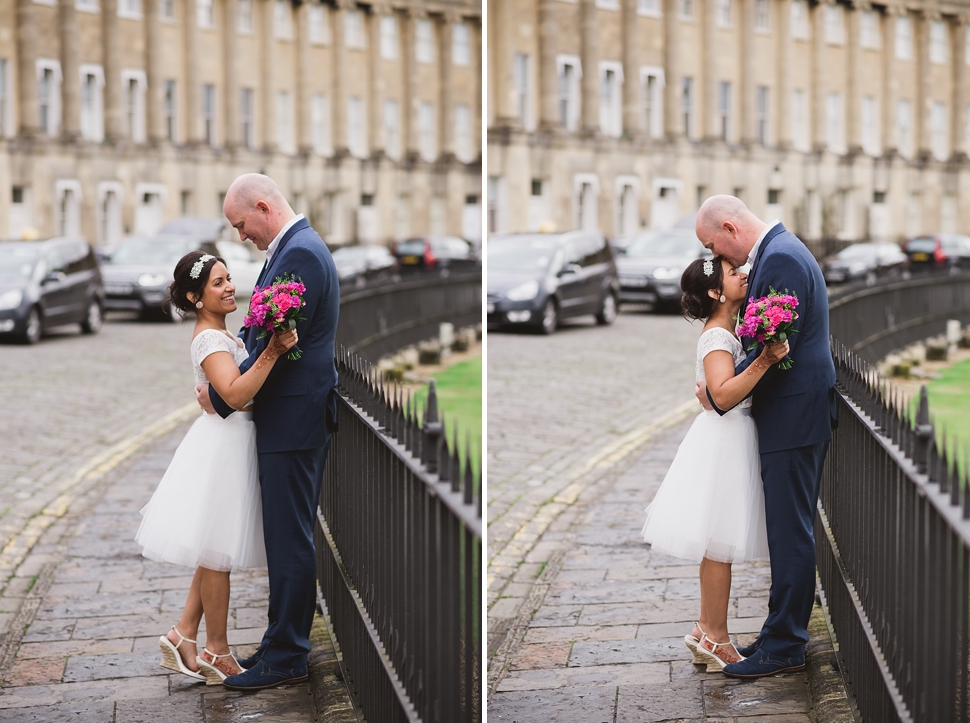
[
  {"x1": 719, "y1": 295, "x2": 726, "y2": 303},
  {"x1": 195, "y1": 301, "x2": 204, "y2": 309}
]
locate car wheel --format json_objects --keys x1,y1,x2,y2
[
  {"x1": 596, "y1": 292, "x2": 618, "y2": 325},
  {"x1": 164, "y1": 301, "x2": 183, "y2": 323},
  {"x1": 22, "y1": 307, "x2": 42, "y2": 345},
  {"x1": 81, "y1": 299, "x2": 103, "y2": 334},
  {"x1": 538, "y1": 299, "x2": 558, "y2": 335}
]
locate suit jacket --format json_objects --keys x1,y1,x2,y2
[
  {"x1": 209, "y1": 217, "x2": 340, "y2": 454},
  {"x1": 722, "y1": 223, "x2": 837, "y2": 454}
]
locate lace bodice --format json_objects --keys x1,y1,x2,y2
[
  {"x1": 696, "y1": 327, "x2": 752, "y2": 409},
  {"x1": 191, "y1": 329, "x2": 250, "y2": 386}
]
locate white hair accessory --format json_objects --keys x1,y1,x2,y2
[
  {"x1": 703, "y1": 259, "x2": 714, "y2": 277},
  {"x1": 189, "y1": 254, "x2": 215, "y2": 279}
]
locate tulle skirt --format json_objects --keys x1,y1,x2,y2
[
  {"x1": 135, "y1": 411, "x2": 267, "y2": 572},
  {"x1": 641, "y1": 406, "x2": 769, "y2": 564}
]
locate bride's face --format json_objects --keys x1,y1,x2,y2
[
  {"x1": 719, "y1": 258, "x2": 748, "y2": 304},
  {"x1": 197, "y1": 261, "x2": 237, "y2": 315}
]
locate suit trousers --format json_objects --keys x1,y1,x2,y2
[
  {"x1": 757, "y1": 440, "x2": 829, "y2": 659},
  {"x1": 255, "y1": 438, "x2": 331, "y2": 669}
]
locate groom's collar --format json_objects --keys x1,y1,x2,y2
[
  {"x1": 746, "y1": 219, "x2": 781, "y2": 268},
  {"x1": 265, "y1": 214, "x2": 305, "y2": 262}
]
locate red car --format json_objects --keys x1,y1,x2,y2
[
  {"x1": 393, "y1": 236, "x2": 476, "y2": 272},
  {"x1": 904, "y1": 234, "x2": 970, "y2": 273}
]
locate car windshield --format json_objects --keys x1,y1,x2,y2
[
  {"x1": 487, "y1": 237, "x2": 557, "y2": 271},
  {"x1": 111, "y1": 237, "x2": 191, "y2": 265},
  {"x1": 397, "y1": 240, "x2": 426, "y2": 255},
  {"x1": 907, "y1": 237, "x2": 937, "y2": 253},
  {"x1": 836, "y1": 245, "x2": 877, "y2": 260},
  {"x1": 0, "y1": 246, "x2": 39, "y2": 277},
  {"x1": 333, "y1": 247, "x2": 373, "y2": 261},
  {"x1": 625, "y1": 232, "x2": 700, "y2": 259}
]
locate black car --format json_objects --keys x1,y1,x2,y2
[
  {"x1": 615, "y1": 229, "x2": 711, "y2": 312},
  {"x1": 487, "y1": 231, "x2": 619, "y2": 334},
  {"x1": 823, "y1": 242, "x2": 907, "y2": 285},
  {"x1": 101, "y1": 234, "x2": 219, "y2": 321},
  {"x1": 332, "y1": 245, "x2": 398, "y2": 288},
  {"x1": 394, "y1": 236, "x2": 476, "y2": 273},
  {"x1": 904, "y1": 234, "x2": 970, "y2": 273},
  {"x1": 0, "y1": 237, "x2": 105, "y2": 344}
]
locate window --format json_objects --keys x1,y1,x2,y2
[
  {"x1": 160, "y1": 0, "x2": 174, "y2": 20},
  {"x1": 860, "y1": 9, "x2": 880, "y2": 49},
  {"x1": 514, "y1": 53, "x2": 533, "y2": 130},
  {"x1": 55, "y1": 181, "x2": 82, "y2": 237},
  {"x1": 897, "y1": 99, "x2": 913, "y2": 157},
  {"x1": 309, "y1": 4, "x2": 329, "y2": 45},
  {"x1": 966, "y1": 104, "x2": 970, "y2": 154},
  {"x1": 345, "y1": 8, "x2": 365, "y2": 49},
  {"x1": 907, "y1": 192, "x2": 921, "y2": 236},
  {"x1": 861, "y1": 95, "x2": 879, "y2": 155},
  {"x1": 123, "y1": 70, "x2": 146, "y2": 142},
  {"x1": 932, "y1": 101, "x2": 948, "y2": 160},
  {"x1": 599, "y1": 62, "x2": 622, "y2": 137},
  {"x1": 790, "y1": 0, "x2": 809, "y2": 39},
  {"x1": 895, "y1": 15, "x2": 912, "y2": 60},
  {"x1": 930, "y1": 19, "x2": 948, "y2": 64},
  {"x1": 202, "y1": 83, "x2": 215, "y2": 145},
  {"x1": 237, "y1": 0, "x2": 253, "y2": 32},
  {"x1": 118, "y1": 0, "x2": 141, "y2": 19},
  {"x1": 383, "y1": 99, "x2": 399, "y2": 159},
  {"x1": 453, "y1": 22, "x2": 470, "y2": 66},
  {"x1": 197, "y1": 0, "x2": 213, "y2": 27},
  {"x1": 792, "y1": 88, "x2": 808, "y2": 150},
  {"x1": 718, "y1": 81, "x2": 732, "y2": 141},
  {"x1": 276, "y1": 90, "x2": 293, "y2": 152},
  {"x1": 824, "y1": 4, "x2": 844, "y2": 45},
  {"x1": 596, "y1": 0, "x2": 619, "y2": 9},
  {"x1": 419, "y1": 101, "x2": 435, "y2": 161},
  {"x1": 679, "y1": 0, "x2": 693, "y2": 19},
  {"x1": 754, "y1": 0, "x2": 769, "y2": 31},
  {"x1": 347, "y1": 95, "x2": 366, "y2": 157},
  {"x1": 76, "y1": 0, "x2": 99, "y2": 12},
  {"x1": 826, "y1": 92, "x2": 844, "y2": 151},
  {"x1": 312, "y1": 93, "x2": 331, "y2": 155},
  {"x1": 454, "y1": 103, "x2": 471, "y2": 161},
  {"x1": 164, "y1": 80, "x2": 176, "y2": 141},
  {"x1": 756, "y1": 85, "x2": 769, "y2": 145},
  {"x1": 274, "y1": 0, "x2": 292, "y2": 39},
  {"x1": 37, "y1": 60, "x2": 61, "y2": 137},
  {"x1": 966, "y1": 30, "x2": 970, "y2": 66},
  {"x1": 638, "y1": 0, "x2": 661, "y2": 17},
  {"x1": 416, "y1": 18, "x2": 434, "y2": 64},
  {"x1": 79, "y1": 65, "x2": 104, "y2": 142},
  {"x1": 240, "y1": 88, "x2": 254, "y2": 148},
  {"x1": 641, "y1": 66, "x2": 664, "y2": 139},
  {"x1": 716, "y1": 0, "x2": 731, "y2": 27},
  {"x1": 682, "y1": 77, "x2": 694, "y2": 138},
  {"x1": 0, "y1": 59, "x2": 8, "y2": 137},
  {"x1": 380, "y1": 14, "x2": 397, "y2": 58},
  {"x1": 558, "y1": 55, "x2": 581, "y2": 131}
]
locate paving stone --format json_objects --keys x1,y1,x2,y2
[
  {"x1": 0, "y1": 675, "x2": 171, "y2": 709},
  {"x1": 614, "y1": 680, "x2": 705, "y2": 721},
  {"x1": 489, "y1": 597, "x2": 526, "y2": 619},
  {"x1": 63, "y1": 653, "x2": 171, "y2": 683},
  {"x1": 36, "y1": 591, "x2": 162, "y2": 620},
  {"x1": 496, "y1": 662, "x2": 670, "y2": 692},
  {"x1": 606, "y1": 565, "x2": 697, "y2": 582},
  {"x1": 114, "y1": 695, "x2": 205, "y2": 722},
  {"x1": 569, "y1": 637, "x2": 688, "y2": 667},
  {"x1": 233, "y1": 606, "x2": 268, "y2": 629},
  {"x1": 3, "y1": 656, "x2": 67, "y2": 687},
  {"x1": 524, "y1": 624, "x2": 638, "y2": 645},
  {"x1": 202, "y1": 688, "x2": 315, "y2": 722},
  {"x1": 529, "y1": 605, "x2": 582, "y2": 628},
  {"x1": 703, "y1": 676, "x2": 812, "y2": 717},
  {"x1": 509, "y1": 643, "x2": 572, "y2": 670},
  {"x1": 576, "y1": 600, "x2": 697, "y2": 627},
  {"x1": 0, "y1": 700, "x2": 116, "y2": 721},
  {"x1": 22, "y1": 620, "x2": 77, "y2": 643},
  {"x1": 17, "y1": 639, "x2": 132, "y2": 660},
  {"x1": 488, "y1": 686, "x2": 618, "y2": 722},
  {"x1": 545, "y1": 580, "x2": 666, "y2": 607}
]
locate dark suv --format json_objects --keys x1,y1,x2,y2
[
  {"x1": 487, "y1": 231, "x2": 619, "y2": 334},
  {"x1": 0, "y1": 237, "x2": 105, "y2": 344}
]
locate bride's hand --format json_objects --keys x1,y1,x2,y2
[
  {"x1": 762, "y1": 340, "x2": 790, "y2": 365},
  {"x1": 267, "y1": 328, "x2": 299, "y2": 357}
]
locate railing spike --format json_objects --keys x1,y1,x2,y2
[
  {"x1": 426, "y1": 379, "x2": 439, "y2": 425},
  {"x1": 438, "y1": 411, "x2": 450, "y2": 483},
  {"x1": 464, "y1": 431, "x2": 474, "y2": 505},
  {"x1": 451, "y1": 419, "x2": 461, "y2": 493}
]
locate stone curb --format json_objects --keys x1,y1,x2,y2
[{"x1": 806, "y1": 595, "x2": 857, "y2": 723}]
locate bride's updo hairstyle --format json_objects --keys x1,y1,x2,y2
[
  {"x1": 167, "y1": 251, "x2": 227, "y2": 314},
  {"x1": 680, "y1": 257, "x2": 724, "y2": 321}
]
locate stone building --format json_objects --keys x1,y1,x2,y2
[
  {"x1": 0, "y1": 0, "x2": 482, "y2": 246},
  {"x1": 487, "y1": 0, "x2": 970, "y2": 246}
]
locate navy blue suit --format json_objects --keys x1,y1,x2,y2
[
  {"x1": 719, "y1": 223, "x2": 837, "y2": 659},
  {"x1": 209, "y1": 217, "x2": 339, "y2": 669}
]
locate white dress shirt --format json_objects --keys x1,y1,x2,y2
[
  {"x1": 265, "y1": 214, "x2": 305, "y2": 263},
  {"x1": 746, "y1": 219, "x2": 781, "y2": 268}
]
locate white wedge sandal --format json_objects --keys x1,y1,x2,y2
[
  {"x1": 684, "y1": 622, "x2": 709, "y2": 665},
  {"x1": 694, "y1": 634, "x2": 745, "y2": 673},
  {"x1": 196, "y1": 648, "x2": 244, "y2": 686},
  {"x1": 158, "y1": 626, "x2": 205, "y2": 681}
]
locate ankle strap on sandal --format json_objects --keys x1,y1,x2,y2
[
  {"x1": 170, "y1": 626, "x2": 197, "y2": 649},
  {"x1": 202, "y1": 648, "x2": 237, "y2": 661},
  {"x1": 701, "y1": 634, "x2": 737, "y2": 650}
]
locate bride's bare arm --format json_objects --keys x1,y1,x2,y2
[
  {"x1": 703, "y1": 341, "x2": 789, "y2": 410},
  {"x1": 199, "y1": 329, "x2": 298, "y2": 410}
]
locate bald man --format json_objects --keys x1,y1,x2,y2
[
  {"x1": 695, "y1": 195, "x2": 837, "y2": 679},
  {"x1": 198, "y1": 173, "x2": 339, "y2": 689}
]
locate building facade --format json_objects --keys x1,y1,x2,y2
[
  {"x1": 1, "y1": 0, "x2": 481, "y2": 245},
  {"x1": 488, "y1": 0, "x2": 970, "y2": 246}
]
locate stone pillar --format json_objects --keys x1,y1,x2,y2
[
  {"x1": 332, "y1": 1, "x2": 349, "y2": 155},
  {"x1": 145, "y1": 0, "x2": 165, "y2": 142},
  {"x1": 701, "y1": 0, "x2": 716, "y2": 139},
  {"x1": 439, "y1": 12, "x2": 456, "y2": 158},
  {"x1": 580, "y1": 0, "x2": 599, "y2": 133},
  {"x1": 538, "y1": 0, "x2": 558, "y2": 128},
  {"x1": 775, "y1": 0, "x2": 792, "y2": 148},
  {"x1": 184, "y1": 0, "x2": 201, "y2": 143},
  {"x1": 404, "y1": 8, "x2": 420, "y2": 156},
  {"x1": 811, "y1": 1, "x2": 825, "y2": 149},
  {"x1": 294, "y1": 0, "x2": 310, "y2": 151},
  {"x1": 58, "y1": 0, "x2": 80, "y2": 140},
  {"x1": 15, "y1": 0, "x2": 39, "y2": 135},
  {"x1": 103, "y1": 0, "x2": 123, "y2": 141},
  {"x1": 739, "y1": 0, "x2": 755, "y2": 143},
  {"x1": 663, "y1": 0, "x2": 680, "y2": 139},
  {"x1": 882, "y1": 7, "x2": 899, "y2": 152},
  {"x1": 917, "y1": 10, "x2": 934, "y2": 156},
  {"x1": 259, "y1": 0, "x2": 275, "y2": 150},
  {"x1": 223, "y1": 0, "x2": 240, "y2": 147},
  {"x1": 954, "y1": 16, "x2": 969, "y2": 157},
  {"x1": 369, "y1": 4, "x2": 388, "y2": 153},
  {"x1": 846, "y1": 1, "x2": 863, "y2": 152},
  {"x1": 621, "y1": 0, "x2": 640, "y2": 135}
]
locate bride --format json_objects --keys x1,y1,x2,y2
[
  {"x1": 641, "y1": 257, "x2": 787, "y2": 672},
  {"x1": 135, "y1": 251, "x2": 297, "y2": 685}
]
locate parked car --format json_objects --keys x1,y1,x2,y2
[
  {"x1": 160, "y1": 217, "x2": 227, "y2": 243},
  {"x1": 393, "y1": 236, "x2": 476, "y2": 272},
  {"x1": 615, "y1": 229, "x2": 711, "y2": 312},
  {"x1": 331, "y1": 245, "x2": 397, "y2": 288},
  {"x1": 904, "y1": 234, "x2": 970, "y2": 273},
  {"x1": 822, "y1": 242, "x2": 907, "y2": 285},
  {"x1": 101, "y1": 234, "x2": 219, "y2": 321},
  {"x1": 216, "y1": 240, "x2": 263, "y2": 299},
  {"x1": 0, "y1": 237, "x2": 105, "y2": 344},
  {"x1": 487, "y1": 231, "x2": 619, "y2": 334}
]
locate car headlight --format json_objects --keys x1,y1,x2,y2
[
  {"x1": 0, "y1": 289, "x2": 23, "y2": 310},
  {"x1": 652, "y1": 267, "x2": 680, "y2": 280},
  {"x1": 506, "y1": 280, "x2": 540, "y2": 301},
  {"x1": 138, "y1": 273, "x2": 168, "y2": 287}
]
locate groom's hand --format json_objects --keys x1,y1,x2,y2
[
  {"x1": 195, "y1": 384, "x2": 216, "y2": 415},
  {"x1": 695, "y1": 381, "x2": 713, "y2": 411}
]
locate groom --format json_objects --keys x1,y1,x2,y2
[
  {"x1": 196, "y1": 173, "x2": 339, "y2": 689},
  {"x1": 695, "y1": 195, "x2": 837, "y2": 678}
]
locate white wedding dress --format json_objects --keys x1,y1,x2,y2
[
  {"x1": 135, "y1": 328, "x2": 267, "y2": 571},
  {"x1": 641, "y1": 327, "x2": 769, "y2": 563}
]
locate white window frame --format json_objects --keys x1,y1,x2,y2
[
  {"x1": 718, "y1": 80, "x2": 733, "y2": 142},
  {"x1": 79, "y1": 64, "x2": 105, "y2": 142},
  {"x1": 966, "y1": 29, "x2": 970, "y2": 66},
  {"x1": 682, "y1": 76, "x2": 694, "y2": 139},
  {"x1": 76, "y1": 0, "x2": 99, "y2": 13},
  {"x1": 312, "y1": 93, "x2": 332, "y2": 155},
  {"x1": 380, "y1": 14, "x2": 398, "y2": 58},
  {"x1": 121, "y1": 69, "x2": 147, "y2": 143},
  {"x1": 118, "y1": 0, "x2": 141, "y2": 20},
  {"x1": 453, "y1": 22, "x2": 470, "y2": 66},
  {"x1": 197, "y1": 0, "x2": 214, "y2": 28},
  {"x1": 897, "y1": 99, "x2": 913, "y2": 158},
  {"x1": 240, "y1": 87, "x2": 255, "y2": 149},
  {"x1": 792, "y1": 88, "x2": 809, "y2": 151},
  {"x1": 514, "y1": 52, "x2": 534, "y2": 131},
  {"x1": 930, "y1": 19, "x2": 948, "y2": 65},
  {"x1": 596, "y1": 0, "x2": 619, "y2": 10},
  {"x1": 276, "y1": 89, "x2": 294, "y2": 153},
  {"x1": 274, "y1": 0, "x2": 293, "y2": 39},
  {"x1": 573, "y1": 173, "x2": 600, "y2": 232},
  {"x1": 716, "y1": 0, "x2": 732, "y2": 28},
  {"x1": 309, "y1": 4, "x2": 330, "y2": 45},
  {"x1": 36, "y1": 59, "x2": 62, "y2": 138},
  {"x1": 756, "y1": 85, "x2": 769, "y2": 145},
  {"x1": 557, "y1": 54, "x2": 582, "y2": 132},
  {"x1": 96, "y1": 181, "x2": 123, "y2": 246},
  {"x1": 860, "y1": 9, "x2": 881, "y2": 49},
  {"x1": 419, "y1": 100, "x2": 436, "y2": 161},
  {"x1": 637, "y1": 0, "x2": 661, "y2": 18},
  {"x1": 54, "y1": 179, "x2": 83, "y2": 237},
  {"x1": 826, "y1": 92, "x2": 844, "y2": 152},
  {"x1": 598, "y1": 60, "x2": 623, "y2": 138},
  {"x1": 614, "y1": 175, "x2": 641, "y2": 238},
  {"x1": 754, "y1": 0, "x2": 770, "y2": 32},
  {"x1": 0, "y1": 59, "x2": 11, "y2": 138},
  {"x1": 416, "y1": 17, "x2": 434, "y2": 64},
  {"x1": 237, "y1": 0, "x2": 254, "y2": 33},
  {"x1": 454, "y1": 103, "x2": 472, "y2": 162},
  {"x1": 966, "y1": 104, "x2": 970, "y2": 153},
  {"x1": 861, "y1": 94, "x2": 880, "y2": 156},
  {"x1": 164, "y1": 79, "x2": 177, "y2": 142},
  {"x1": 790, "y1": 0, "x2": 809, "y2": 40},
  {"x1": 679, "y1": 0, "x2": 694, "y2": 19},
  {"x1": 202, "y1": 82, "x2": 217, "y2": 146},
  {"x1": 640, "y1": 65, "x2": 665, "y2": 139},
  {"x1": 824, "y1": 4, "x2": 845, "y2": 45},
  {"x1": 382, "y1": 98, "x2": 399, "y2": 159},
  {"x1": 345, "y1": 8, "x2": 366, "y2": 49},
  {"x1": 895, "y1": 15, "x2": 912, "y2": 60},
  {"x1": 347, "y1": 95, "x2": 366, "y2": 158},
  {"x1": 932, "y1": 101, "x2": 948, "y2": 160}
]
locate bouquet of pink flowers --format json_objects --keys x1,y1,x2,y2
[
  {"x1": 737, "y1": 287, "x2": 799, "y2": 370},
  {"x1": 243, "y1": 274, "x2": 307, "y2": 360}
]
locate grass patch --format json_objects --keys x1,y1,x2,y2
[
  {"x1": 916, "y1": 357, "x2": 970, "y2": 477},
  {"x1": 413, "y1": 355, "x2": 482, "y2": 471}
]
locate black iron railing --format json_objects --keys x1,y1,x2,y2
[{"x1": 316, "y1": 349, "x2": 481, "y2": 723}]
